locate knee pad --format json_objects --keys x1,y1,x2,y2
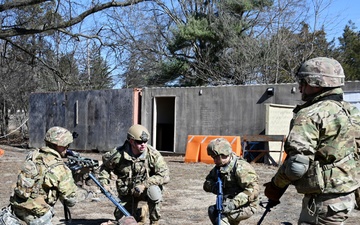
[{"x1": 147, "y1": 185, "x2": 162, "y2": 203}]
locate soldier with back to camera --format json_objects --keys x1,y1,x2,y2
[
  {"x1": 99, "y1": 124, "x2": 169, "y2": 225},
  {"x1": 2, "y1": 126, "x2": 78, "y2": 225},
  {"x1": 203, "y1": 138, "x2": 259, "y2": 225},
  {"x1": 264, "y1": 57, "x2": 360, "y2": 224}
]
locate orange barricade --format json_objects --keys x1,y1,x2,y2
[
  {"x1": 184, "y1": 135, "x2": 204, "y2": 163},
  {"x1": 185, "y1": 135, "x2": 242, "y2": 164}
]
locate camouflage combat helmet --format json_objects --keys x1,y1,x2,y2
[
  {"x1": 44, "y1": 126, "x2": 73, "y2": 147},
  {"x1": 207, "y1": 138, "x2": 233, "y2": 157},
  {"x1": 127, "y1": 124, "x2": 150, "y2": 142},
  {"x1": 296, "y1": 57, "x2": 345, "y2": 87}
]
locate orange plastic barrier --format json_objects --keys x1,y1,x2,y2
[
  {"x1": 184, "y1": 135, "x2": 203, "y2": 163},
  {"x1": 185, "y1": 135, "x2": 242, "y2": 164}
]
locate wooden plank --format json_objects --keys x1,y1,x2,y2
[{"x1": 242, "y1": 135, "x2": 286, "y2": 166}]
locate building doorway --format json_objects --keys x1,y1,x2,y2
[{"x1": 152, "y1": 97, "x2": 175, "y2": 152}]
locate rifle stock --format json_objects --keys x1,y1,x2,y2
[
  {"x1": 88, "y1": 173, "x2": 131, "y2": 217},
  {"x1": 216, "y1": 169, "x2": 223, "y2": 225}
]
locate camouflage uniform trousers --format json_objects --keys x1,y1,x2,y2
[
  {"x1": 298, "y1": 192, "x2": 355, "y2": 225},
  {"x1": 208, "y1": 204, "x2": 256, "y2": 225},
  {"x1": 13, "y1": 208, "x2": 54, "y2": 225},
  {"x1": 114, "y1": 192, "x2": 161, "y2": 223}
]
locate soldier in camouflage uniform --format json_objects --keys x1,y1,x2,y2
[
  {"x1": 203, "y1": 138, "x2": 259, "y2": 225},
  {"x1": 98, "y1": 124, "x2": 170, "y2": 225},
  {"x1": 9, "y1": 126, "x2": 78, "y2": 225},
  {"x1": 264, "y1": 57, "x2": 360, "y2": 224}
]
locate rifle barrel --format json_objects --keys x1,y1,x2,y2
[
  {"x1": 216, "y1": 169, "x2": 223, "y2": 225},
  {"x1": 88, "y1": 173, "x2": 131, "y2": 217}
]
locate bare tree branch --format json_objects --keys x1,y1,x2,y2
[
  {"x1": 3, "y1": 37, "x2": 69, "y2": 84},
  {"x1": 0, "y1": 0, "x2": 150, "y2": 39},
  {"x1": 0, "y1": 0, "x2": 52, "y2": 12}
]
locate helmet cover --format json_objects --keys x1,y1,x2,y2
[
  {"x1": 44, "y1": 126, "x2": 73, "y2": 147},
  {"x1": 127, "y1": 124, "x2": 150, "y2": 141},
  {"x1": 207, "y1": 138, "x2": 233, "y2": 157},
  {"x1": 296, "y1": 57, "x2": 345, "y2": 87}
]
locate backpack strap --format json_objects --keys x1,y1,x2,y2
[{"x1": 31, "y1": 151, "x2": 64, "y2": 197}]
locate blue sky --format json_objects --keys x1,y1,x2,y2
[{"x1": 313, "y1": 0, "x2": 360, "y2": 43}]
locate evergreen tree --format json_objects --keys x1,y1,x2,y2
[
  {"x1": 79, "y1": 45, "x2": 114, "y2": 90},
  {"x1": 165, "y1": 0, "x2": 274, "y2": 86},
  {"x1": 337, "y1": 21, "x2": 360, "y2": 81}
]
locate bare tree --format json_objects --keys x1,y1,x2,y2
[
  {"x1": 0, "y1": 0, "x2": 151, "y2": 139},
  {"x1": 0, "y1": 0, "x2": 149, "y2": 39}
]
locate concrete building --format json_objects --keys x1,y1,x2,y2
[{"x1": 28, "y1": 82, "x2": 360, "y2": 154}]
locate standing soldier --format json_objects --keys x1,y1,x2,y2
[
  {"x1": 99, "y1": 124, "x2": 170, "y2": 225},
  {"x1": 264, "y1": 57, "x2": 360, "y2": 224},
  {"x1": 203, "y1": 138, "x2": 259, "y2": 225},
  {"x1": 9, "y1": 126, "x2": 78, "y2": 225}
]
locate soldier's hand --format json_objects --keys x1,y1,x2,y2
[
  {"x1": 222, "y1": 199, "x2": 236, "y2": 213},
  {"x1": 211, "y1": 184, "x2": 218, "y2": 195},
  {"x1": 133, "y1": 184, "x2": 146, "y2": 197},
  {"x1": 264, "y1": 180, "x2": 288, "y2": 203},
  {"x1": 266, "y1": 199, "x2": 280, "y2": 209}
]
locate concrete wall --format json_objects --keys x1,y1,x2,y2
[
  {"x1": 28, "y1": 82, "x2": 360, "y2": 153},
  {"x1": 29, "y1": 89, "x2": 134, "y2": 151}
]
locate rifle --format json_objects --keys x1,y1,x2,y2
[
  {"x1": 65, "y1": 151, "x2": 133, "y2": 221},
  {"x1": 64, "y1": 150, "x2": 100, "y2": 222},
  {"x1": 257, "y1": 200, "x2": 279, "y2": 225},
  {"x1": 216, "y1": 169, "x2": 223, "y2": 225},
  {"x1": 66, "y1": 150, "x2": 99, "y2": 172},
  {"x1": 88, "y1": 173, "x2": 131, "y2": 217}
]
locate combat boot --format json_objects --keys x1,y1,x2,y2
[{"x1": 136, "y1": 204, "x2": 148, "y2": 225}]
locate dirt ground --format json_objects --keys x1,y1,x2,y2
[{"x1": 1, "y1": 144, "x2": 359, "y2": 225}]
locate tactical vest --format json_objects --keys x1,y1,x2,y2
[
  {"x1": 294, "y1": 100, "x2": 360, "y2": 194},
  {"x1": 14, "y1": 149, "x2": 62, "y2": 200}
]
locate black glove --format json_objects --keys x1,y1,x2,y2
[
  {"x1": 266, "y1": 199, "x2": 280, "y2": 208},
  {"x1": 222, "y1": 200, "x2": 236, "y2": 213},
  {"x1": 211, "y1": 184, "x2": 218, "y2": 195},
  {"x1": 264, "y1": 180, "x2": 288, "y2": 204}
]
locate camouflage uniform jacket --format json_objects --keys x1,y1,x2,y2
[
  {"x1": 10, "y1": 146, "x2": 77, "y2": 216},
  {"x1": 98, "y1": 141, "x2": 170, "y2": 196},
  {"x1": 203, "y1": 153, "x2": 259, "y2": 209},
  {"x1": 273, "y1": 87, "x2": 360, "y2": 193}
]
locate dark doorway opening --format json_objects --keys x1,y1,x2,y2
[{"x1": 154, "y1": 97, "x2": 175, "y2": 152}]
